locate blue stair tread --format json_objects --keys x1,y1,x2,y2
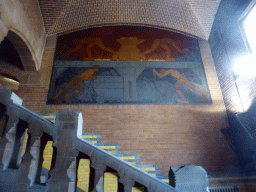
[
  {"x1": 82, "y1": 138, "x2": 101, "y2": 141},
  {"x1": 146, "y1": 172, "x2": 161, "y2": 177},
  {"x1": 83, "y1": 140, "x2": 102, "y2": 144},
  {"x1": 141, "y1": 167, "x2": 160, "y2": 171},
  {"x1": 39, "y1": 113, "x2": 57, "y2": 116},
  {"x1": 118, "y1": 159, "x2": 138, "y2": 162},
  {"x1": 145, "y1": 170, "x2": 160, "y2": 174},
  {"x1": 82, "y1": 138, "x2": 101, "y2": 143},
  {"x1": 95, "y1": 143, "x2": 119, "y2": 146},
  {"x1": 135, "y1": 164, "x2": 158, "y2": 168},
  {"x1": 102, "y1": 148, "x2": 119, "y2": 151},
  {"x1": 156, "y1": 176, "x2": 169, "y2": 179},
  {"x1": 82, "y1": 133, "x2": 101, "y2": 135},
  {"x1": 116, "y1": 154, "x2": 140, "y2": 159}
]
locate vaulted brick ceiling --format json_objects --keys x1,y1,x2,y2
[{"x1": 38, "y1": 0, "x2": 221, "y2": 40}]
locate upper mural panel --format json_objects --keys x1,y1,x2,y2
[{"x1": 47, "y1": 26, "x2": 212, "y2": 105}]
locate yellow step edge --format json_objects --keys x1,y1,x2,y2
[
  {"x1": 88, "y1": 140, "x2": 97, "y2": 144},
  {"x1": 129, "y1": 162, "x2": 136, "y2": 165},
  {"x1": 82, "y1": 135, "x2": 98, "y2": 138},
  {"x1": 99, "y1": 146, "x2": 116, "y2": 149},
  {"x1": 132, "y1": 187, "x2": 144, "y2": 192},
  {"x1": 119, "y1": 156, "x2": 135, "y2": 160},
  {"x1": 140, "y1": 168, "x2": 155, "y2": 171},
  {"x1": 41, "y1": 116, "x2": 56, "y2": 118}
]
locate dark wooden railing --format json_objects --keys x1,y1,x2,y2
[{"x1": 0, "y1": 88, "x2": 177, "y2": 192}]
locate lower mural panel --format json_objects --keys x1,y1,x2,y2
[{"x1": 47, "y1": 61, "x2": 212, "y2": 105}]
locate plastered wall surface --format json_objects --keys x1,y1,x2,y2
[{"x1": 16, "y1": 35, "x2": 238, "y2": 176}]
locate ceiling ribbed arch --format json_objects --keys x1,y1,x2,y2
[{"x1": 38, "y1": 0, "x2": 221, "y2": 40}]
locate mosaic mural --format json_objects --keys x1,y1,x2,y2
[{"x1": 47, "y1": 26, "x2": 211, "y2": 105}]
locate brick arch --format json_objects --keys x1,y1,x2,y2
[
  {"x1": 6, "y1": 30, "x2": 37, "y2": 72},
  {"x1": 58, "y1": 23, "x2": 196, "y2": 39},
  {"x1": 0, "y1": 63, "x2": 25, "y2": 83}
]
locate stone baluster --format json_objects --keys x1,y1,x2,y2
[
  {"x1": 0, "y1": 112, "x2": 19, "y2": 170},
  {"x1": 14, "y1": 120, "x2": 44, "y2": 192},
  {"x1": 119, "y1": 169, "x2": 135, "y2": 192},
  {"x1": 46, "y1": 109, "x2": 79, "y2": 192},
  {"x1": 90, "y1": 155, "x2": 107, "y2": 192},
  {"x1": 0, "y1": 89, "x2": 22, "y2": 170}
]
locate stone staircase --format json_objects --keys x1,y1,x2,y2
[
  {"x1": 0, "y1": 87, "x2": 177, "y2": 192},
  {"x1": 38, "y1": 113, "x2": 169, "y2": 192}
]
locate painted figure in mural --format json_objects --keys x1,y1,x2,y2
[
  {"x1": 61, "y1": 37, "x2": 116, "y2": 60},
  {"x1": 52, "y1": 65, "x2": 100, "y2": 104},
  {"x1": 141, "y1": 38, "x2": 184, "y2": 61},
  {"x1": 113, "y1": 37, "x2": 145, "y2": 61},
  {"x1": 153, "y1": 68, "x2": 209, "y2": 103},
  {"x1": 61, "y1": 37, "x2": 147, "y2": 61}
]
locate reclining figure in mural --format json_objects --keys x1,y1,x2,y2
[
  {"x1": 61, "y1": 37, "x2": 116, "y2": 60},
  {"x1": 153, "y1": 68, "x2": 209, "y2": 103},
  {"x1": 141, "y1": 38, "x2": 184, "y2": 61},
  {"x1": 52, "y1": 65, "x2": 100, "y2": 104}
]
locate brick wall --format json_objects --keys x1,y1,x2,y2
[{"x1": 16, "y1": 34, "x2": 237, "y2": 176}]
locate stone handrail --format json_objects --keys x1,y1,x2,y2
[{"x1": 0, "y1": 88, "x2": 177, "y2": 192}]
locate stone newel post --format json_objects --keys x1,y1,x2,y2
[{"x1": 46, "y1": 109, "x2": 80, "y2": 192}]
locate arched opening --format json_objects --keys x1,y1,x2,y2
[
  {"x1": 4, "y1": 31, "x2": 37, "y2": 71},
  {"x1": 0, "y1": 37, "x2": 23, "y2": 70}
]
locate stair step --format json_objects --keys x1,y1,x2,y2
[
  {"x1": 145, "y1": 171, "x2": 161, "y2": 177},
  {"x1": 156, "y1": 176, "x2": 169, "y2": 183},
  {"x1": 95, "y1": 143, "x2": 120, "y2": 150},
  {"x1": 116, "y1": 154, "x2": 140, "y2": 161},
  {"x1": 82, "y1": 135, "x2": 101, "y2": 139},
  {"x1": 132, "y1": 187, "x2": 144, "y2": 192},
  {"x1": 136, "y1": 164, "x2": 159, "y2": 171},
  {"x1": 87, "y1": 140, "x2": 100, "y2": 144},
  {"x1": 36, "y1": 114, "x2": 168, "y2": 191},
  {"x1": 39, "y1": 114, "x2": 56, "y2": 123},
  {"x1": 139, "y1": 167, "x2": 159, "y2": 171}
]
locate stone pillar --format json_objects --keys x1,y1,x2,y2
[
  {"x1": 46, "y1": 109, "x2": 80, "y2": 192},
  {"x1": 0, "y1": 19, "x2": 8, "y2": 43}
]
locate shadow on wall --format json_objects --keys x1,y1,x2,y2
[{"x1": 186, "y1": 108, "x2": 241, "y2": 175}]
